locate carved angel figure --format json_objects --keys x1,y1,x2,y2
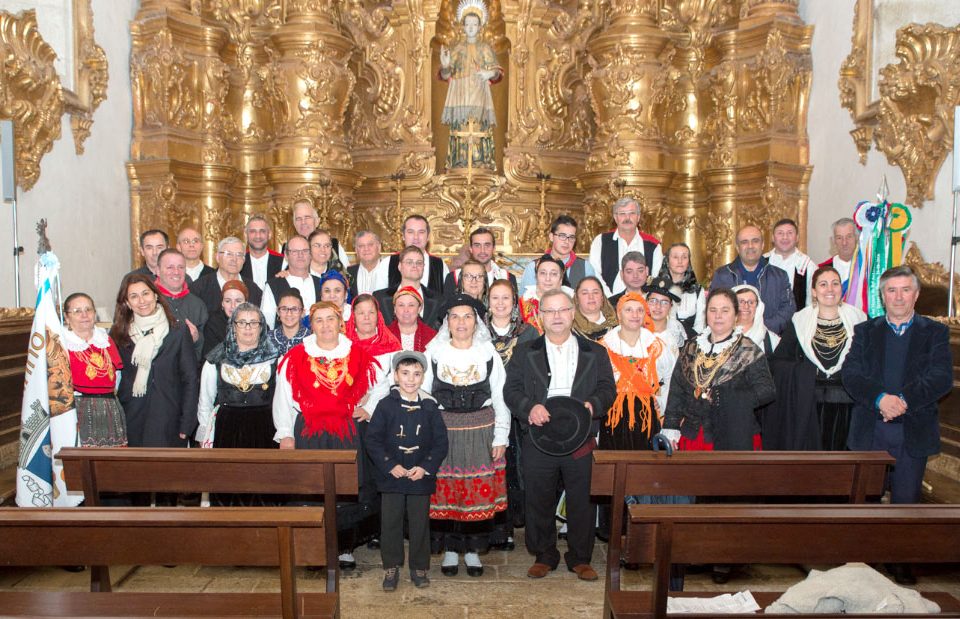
[{"x1": 439, "y1": 0, "x2": 502, "y2": 170}]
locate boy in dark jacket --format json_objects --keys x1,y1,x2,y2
[{"x1": 366, "y1": 351, "x2": 448, "y2": 591}]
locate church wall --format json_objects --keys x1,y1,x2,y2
[
  {"x1": 801, "y1": 0, "x2": 955, "y2": 267},
  {"x1": 0, "y1": 1, "x2": 137, "y2": 315}
]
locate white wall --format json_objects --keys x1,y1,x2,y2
[
  {"x1": 800, "y1": 0, "x2": 955, "y2": 267},
  {"x1": 0, "y1": 0, "x2": 137, "y2": 317}
]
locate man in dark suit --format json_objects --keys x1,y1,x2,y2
[
  {"x1": 126, "y1": 229, "x2": 168, "y2": 280},
  {"x1": 375, "y1": 246, "x2": 441, "y2": 329},
  {"x1": 843, "y1": 265, "x2": 952, "y2": 505},
  {"x1": 504, "y1": 289, "x2": 617, "y2": 582},
  {"x1": 191, "y1": 236, "x2": 263, "y2": 314},
  {"x1": 842, "y1": 265, "x2": 952, "y2": 585},
  {"x1": 239, "y1": 214, "x2": 283, "y2": 289}
]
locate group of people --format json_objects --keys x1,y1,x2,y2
[{"x1": 59, "y1": 195, "x2": 951, "y2": 590}]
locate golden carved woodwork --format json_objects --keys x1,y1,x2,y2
[
  {"x1": 904, "y1": 241, "x2": 960, "y2": 317},
  {"x1": 0, "y1": 2, "x2": 107, "y2": 192},
  {"x1": 127, "y1": 0, "x2": 812, "y2": 279},
  {"x1": 839, "y1": 0, "x2": 960, "y2": 208}
]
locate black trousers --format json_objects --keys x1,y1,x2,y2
[
  {"x1": 522, "y1": 436, "x2": 595, "y2": 569},
  {"x1": 430, "y1": 518, "x2": 492, "y2": 553},
  {"x1": 381, "y1": 493, "x2": 431, "y2": 570}
]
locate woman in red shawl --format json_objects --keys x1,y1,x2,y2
[
  {"x1": 273, "y1": 300, "x2": 379, "y2": 571},
  {"x1": 385, "y1": 286, "x2": 438, "y2": 352},
  {"x1": 345, "y1": 293, "x2": 403, "y2": 393}
]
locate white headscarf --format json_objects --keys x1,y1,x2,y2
[{"x1": 732, "y1": 284, "x2": 779, "y2": 353}]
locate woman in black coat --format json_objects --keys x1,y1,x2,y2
[{"x1": 111, "y1": 273, "x2": 199, "y2": 449}]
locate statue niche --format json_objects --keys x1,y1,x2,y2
[{"x1": 432, "y1": 0, "x2": 508, "y2": 175}]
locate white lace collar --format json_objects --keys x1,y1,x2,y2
[
  {"x1": 302, "y1": 333, "x2": 351, "y2": 359},
  {"x1": 61, "y1": 326, "x2": 110, "y2": 352},
  {"x1": 696, "y1": 326, "x2": 743, "y2": 355}
]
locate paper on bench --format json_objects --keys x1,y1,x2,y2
[{"x1": 667, "y1": 591, "x2": 761, "y2": 614}]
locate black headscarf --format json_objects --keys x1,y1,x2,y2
[{"x1": 206, "y1": 302, "x2": 280, "y2": 366}]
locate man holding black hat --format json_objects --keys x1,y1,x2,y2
[{"x1": 504, "y1": 289, "x2": 617, "y2": 581}]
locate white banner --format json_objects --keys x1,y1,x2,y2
[{"x1": 16, "y1": 253, "x2": 81, "y2": 507}]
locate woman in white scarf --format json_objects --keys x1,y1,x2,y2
[
  {"x1": 732, "y1": 285, "x2": 779, "y2": 355},
  {"x1": 110, "y1": 273, "x2": 199, "y2": 449},
  {"x1": 766, "y1": 266, "x2": 867, "y2": 451}
]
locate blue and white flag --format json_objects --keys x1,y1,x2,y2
[{"x1": 16, "y1": 252, "x2": 81, "y2": 507}]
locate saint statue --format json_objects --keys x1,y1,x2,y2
[{"x1": 439, "y1": 0, "x2": 502, "y2": 171}]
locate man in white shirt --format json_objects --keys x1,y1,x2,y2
[
  {"x1": 347, "y1": 230, "x2": 389, "y2": 296},
  {"x1": 588, "y1": 196, "x2": 663, "y2": 296},
  {"x1": 240, "y1": 214, "x2": 283, "y2": 289},
  {"x1": 819, "y1": 217, "x2": 858, "y2": 295},
  {"x1": 443, "y1": 227, "x2": 517, "y2": 297},
  {"x1": 260, "y1": 235, "x2": 321, "y2": 328},
  {"x1": 503, "y1": 289, "x2": 616, "y2": 583},
  {"x1": 386, "y1": 215, "x2": 450, "y2": 295},
  {"x1": 764, "y1": 218, "x2": 814, "y2": 308},
  {"x1": 176, "y1": 226, "x2": 214, "y2": 282}
]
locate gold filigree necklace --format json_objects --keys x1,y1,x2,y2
[
  {"x1": 692, "y1": 336, "x2": 738, "y2": 400},
  {"x1": 308, "y1": 356, "x2": 353, "y2": 394}
]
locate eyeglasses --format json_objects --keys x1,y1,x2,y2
[
  {"x1": 278, "y1": 306, "x2": 302, "y2": 314},
  {"x1": 312, "y1": 243, "x2": 333, "y2": 250},
  {"x1": 66, "y1": 307, "x2": 95, "y2": 315},
  {"x1": 235, "y1": 320, "x2": 262, "y2": 329},
  {"x1": 462, "y1": 273, "x2": 485, "y2": 282},
  {"x1": 540, "y1": 307, "x2": 574, "y2": 317},
  {"x1": 401, "y1": 260, "x2": 425, "y2": 267},
  {"x1": 646, "y1": 298, "x2": 672, "y2": 307},
  {"x1": 553, "y1": 233, "x2": 576, "y2": 242},
  {"x1": 219, "y1": 251, "x2": 244, "y2": 259},
  {"x1": 287, "y1": 248, "x2": 310, "y2": 256},
  {"x1": 738, "y1": 299, "x2": 758, "y2": 307}
]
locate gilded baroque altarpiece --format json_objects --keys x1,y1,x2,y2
[{"x1": 123, "y1": 0, "x2": 812, "y2": 275}]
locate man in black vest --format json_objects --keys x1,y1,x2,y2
[
  {"x1": 442, "y1": 227, "x2": 517, "y2": 298},
  {"x1": 842, "y1": 265, "x2": 952, "y2": 584},
  {"x1": 191, "y1": 236, "x2": 263, "y2": 314},
  {"x1": 126, "y1": 229, "x2": 168, "y2": 280},
  {"x1": 504, "y1": 289, "x2": 616, "y2": 582},
  {"x1": 347, "y1": 230, "x2": 389, "y2": 296},
  {"x1": 386, "y1": 215, "x2": 449, "y2": 295},
  {"x1": 239, "y1": 214, "x2": 283, "y2": 290},
  {"x1": 376, "y1": 246, "x2": 442, "y2": 328},
  {"x1": 520, "y1": 215, "x2": 596, "y2": 292},
  {"x1": 260, "y1": 235, "x2": 321, "y2": 328},
  {"x1": 764, "y1": 218, "x2": 814, "y2": 310},
  {"x1": 588, "y1": 197, "x2": 663, "y2": 297}
]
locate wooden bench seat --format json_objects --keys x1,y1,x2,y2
[
  {"x1": 591, "y1": 450, "x2": 894, "y2": 594},
  {"x1": 613, "y1": 504, "x2": 960, "y2": 618},
  {"x1": 0, "y1": 507, "x2": 334, "y2": 618},
  {"x1": 58, "y1": 448, "x2": 358, "y2": 595}
]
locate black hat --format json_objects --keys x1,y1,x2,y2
[
  {"x1": 528, "y1": 396, "x2": 594, "y2": 456},
  {"x1": 642, "y1": 277, "x2": 680, "y2": 303},
  {"x1": 444, "y1": 292, "x2": 487, "y2": 320}
]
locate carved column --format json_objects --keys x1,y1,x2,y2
[{"x1": 580, "y1": 2, "x2": 674, "y2": 250}]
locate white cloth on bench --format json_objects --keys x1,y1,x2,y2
[{"x1": 766, "y1": 563, "x2": 940, "y2": 614}]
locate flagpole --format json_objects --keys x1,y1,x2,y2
[{"x1": 949, "y1": 106, "x2": 960, "y2": 318}]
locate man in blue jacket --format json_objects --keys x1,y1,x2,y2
[
  {"x1": 709, "y1": 225, "x2": 795, "y2": 334},
  {"x1": 842, "y1": 265, "x2": 952, "y2": 584}
]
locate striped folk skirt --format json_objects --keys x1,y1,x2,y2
[
  {"x1": 75, "y1": 393, "x2": 127, "y2": 448},
  {"x1": 430, "y1": 406, "x2": 507, "y2": 522}
]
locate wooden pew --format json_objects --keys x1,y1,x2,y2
[
  {"x1": 591, "y1": 451, "x2": 894, "y2": 599},
  {"x1": 614, "y1": 504, "x2": 960, "y2": 618},
  {"x1": 58, "y1": 448, "x2": 358, "y2": 595},
  {"x1": 0, "y1": 506, "x2": 336, "y2": 618}
]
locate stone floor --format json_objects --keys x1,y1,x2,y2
[{"x1": 2, "y1": 527, "x2": 959, "y2": 618}]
